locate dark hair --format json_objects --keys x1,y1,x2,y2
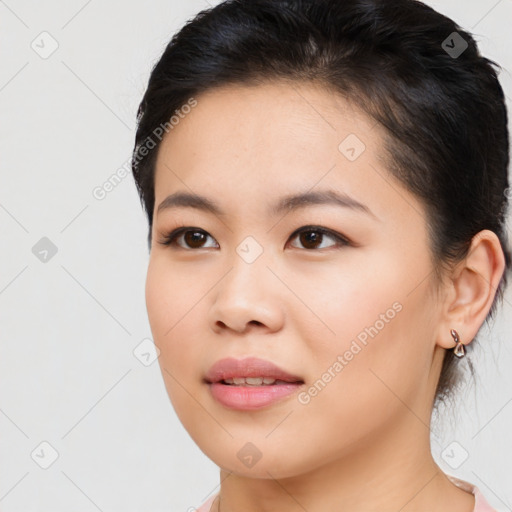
[{"x1": 131, "y1": 0, "x2": 511, "y2": 410}]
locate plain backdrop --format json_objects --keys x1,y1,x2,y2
[{"x1": 0, "y1": 0, "x2": 511, "y2": 510}]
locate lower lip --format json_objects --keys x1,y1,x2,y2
[{"x1": 208, "y1": 382, "x2": 303, "y2": 410}]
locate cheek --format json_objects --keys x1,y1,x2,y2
[
  {"x1": 145, "y1": 258, "x2": 209, "y2": 408},
  {"x1": 299, "y1": 254, "x2": 432, "y2": 414},
  {"x1": 145, "y1": 257, "x2": 203, "y2": 340},
  {"x1": 280, "y1": 309, "x2": 426, "y2": 472},
  {"x1": 145, "y1": 258, "x2": 172, "y2": 338}
]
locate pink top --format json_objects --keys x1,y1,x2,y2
[
  {"x1": 195, "y1": 493, "x2": 217, "y2": 512},
  {"x1": 194, "y1": 475, "x2": 496, "y2": 511},
  {"x1": 445, "y1": 474, "x2": 497, "y2": 511}
]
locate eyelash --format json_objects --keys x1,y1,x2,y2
[{"x1": 157, "y1": 225, "x2": 351, "y2": 251}]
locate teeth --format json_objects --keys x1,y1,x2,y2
[{"x1": 223, "y1": 377, "x2": 277, "y2": 385}]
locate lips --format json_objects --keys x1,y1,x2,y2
[
  {"x1": 204, "y1": 357, "x2": 305, "y2": 410},
  {"x1": 204, "y1": 356, "x2": 304, "y2": 384}
]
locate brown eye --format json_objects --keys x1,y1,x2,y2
[
  {"x1": 297, "y1": 230, "x2": 325, "y2": 250},
  {"x1": 288, "y1": 226, "x2": 349, "y2": 250},
  {"x1": 158, "y1": 228, "x2": 218, "y2": 249},
  {"x1": 183, "y1": 230, "x2": 208, "y2": 248}
]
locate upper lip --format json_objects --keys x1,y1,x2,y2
[{"x1": 204, "y1": 357, "x2": 304, "y2": 383}]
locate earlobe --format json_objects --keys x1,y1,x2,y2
[{"x1": 436, "y1": 229, "x2": 506, "y2": 351}]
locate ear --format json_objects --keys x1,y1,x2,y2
[{"x1": 436, "y1": 229, "x2": 506, "y2": 350}]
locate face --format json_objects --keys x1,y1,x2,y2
[{"x1": 145, "y1": 81, "x2": 444, "y2": 478}]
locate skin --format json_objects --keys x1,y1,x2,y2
[{"x1": 145, "y1": 81, "x2": 505, "y2": 512}]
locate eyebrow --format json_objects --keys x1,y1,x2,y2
[{"x1": 156, "y1": 189, "x2": 378, "y2": 220}]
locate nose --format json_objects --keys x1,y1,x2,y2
[{"x1": 208, "y1": 254, "x2": 285, "y2": 335}]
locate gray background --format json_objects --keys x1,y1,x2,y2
[{"x1": 0, "y1": 0, "x2": 511, "y2": 510}]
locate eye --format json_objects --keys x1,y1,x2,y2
[
  {"x1": 288, "y1": 225, "x2": 350, "y2": 250},
  {"x1": 157, "y1": 225, "x2": 350, "y2": 250},
  {"x1": 157, "y1": 227, "x2": 218, "y2": 249}
]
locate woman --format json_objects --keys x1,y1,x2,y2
[{"x1": 131, "y1": 0, "x2": 510, "y2": 510}]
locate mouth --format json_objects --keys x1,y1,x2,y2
[
  {"x1": 204, "y1": 357, "x2": 305, "y2": 410},
  {"x1": 204, "y1": 356, "x2": 305, "y2": 385}
]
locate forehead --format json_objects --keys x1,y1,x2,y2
[
  {"x1": 155, "y1": 81, "x2": 379, "y2": 180},
  {"x1": 161, "y1": 81, "x2": 375, "y2": 146}
]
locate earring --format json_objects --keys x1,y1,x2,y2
[{"x1": 450, "y1": 329, "x2": 466, "y2": 358}]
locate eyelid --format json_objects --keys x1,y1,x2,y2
[{"x1": 157, "y1": 225, "x2": 351, "y2": 250}]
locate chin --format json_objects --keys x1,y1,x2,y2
[{"x1": 198, "y1": 439, "x2": 317, "y2": 480}]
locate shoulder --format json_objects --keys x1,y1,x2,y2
[{"x1": 445, "y1": 474, "x2": 497, "y2": 512}]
